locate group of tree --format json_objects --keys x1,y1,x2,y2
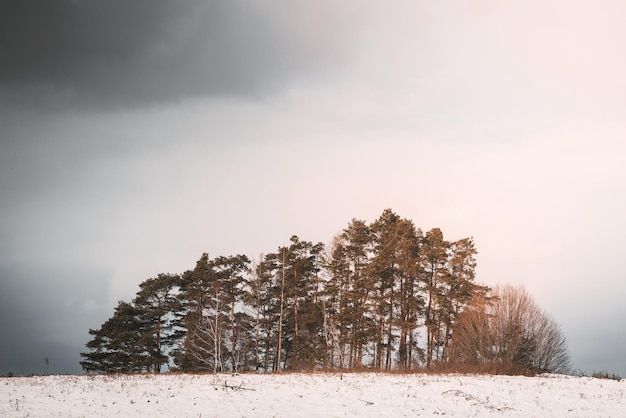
[{"x1": 80, "y1": 209, "x2": 571, "y2": 375}]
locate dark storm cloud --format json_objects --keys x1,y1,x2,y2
[{"x1": 0, "y1": 0, "x2": 360, "y2": 109}]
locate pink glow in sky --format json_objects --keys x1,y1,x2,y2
[{"x1": 1, "y1": 1, "x2": 624, "y2": 376}]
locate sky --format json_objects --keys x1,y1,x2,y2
[{"x1": 1, "y1": 0, "x2": 625, "y2": 376}]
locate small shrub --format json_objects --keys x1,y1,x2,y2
[{"x1": 591, "y1": 370, "x2": 621, "y2": 381}]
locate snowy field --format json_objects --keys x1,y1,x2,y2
[{"x1": 1, "y1": 372, "x2": 624, "y2": 417}]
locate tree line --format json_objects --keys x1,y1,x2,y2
[{"x1": 80, "y1": 209, "x2": 571, "y2": 374}]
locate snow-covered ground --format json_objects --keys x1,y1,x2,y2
[{"x1": 1, "y1": 372, "x2": 624, "y2": 417}]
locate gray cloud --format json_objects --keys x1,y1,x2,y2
[
  {"x1": 0, "y1": 0, "x2": 363, "y2": 109},
  {"x1": 0, "y1": 261, "x2": 111, "y2": 375},
  {"x1": 2, "y1": 0, "x2": 625, "y2": 379}
]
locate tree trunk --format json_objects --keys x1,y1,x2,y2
[{"x1": 276, "y1": 250, "x2": 286, "y2": 371}]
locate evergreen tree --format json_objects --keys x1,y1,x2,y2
[
  {"x1": 341, "y1": 219, "x2": 375, "y2": 368},
  {"x1": 324, "y1": 236, "x2": 352, "y2": 368},
  {"x1": 175, "y1": 253, "x2": 251, "y2": 373},
  {"x1": 326, "y1": 219, "x2": 375, "y2": 368},
  {"x1": 394, "y1": 219, "x2": 424, "y2": 370},
  {"x1": 81, "y1": 274, "x2": 186, "y2": 373},
  {"x1": 80, "y1": 208, "x2": 497, "y2": 374},
  {"x1": 133, "y1": 273, "x2": 182, "y2": 372},
  {"x1": 255, "y1": 249, "x2": 285, "y2": 371},
  {"x1": 174, "y1": 253, "x2": 220, "y2": 372},
  {"x1": 438, "y1": 237, "x2": 484, "y2": 364},
  {"x1": 80, "y1": 301, "x2": 151, "y2": 373},
  {"x1": 420, "y1": 227, "x2": 450, "y2": 368},
  {"x1": 269, "y1": 236, "x2": 325, "y2": 371},
  {"x1": 369, "y1": 209, "x2": 402, "y2": 370},
  {"x1": 211, "y1": 254, "x2": 251, "y2": 372}
]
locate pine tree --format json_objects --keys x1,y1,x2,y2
[
  {"x1": 175, "y1": 253, "x2": 220, "y2": 372},
  {"x1": 249, "y1": 254, "x2": 281, "y2": 372},
  {"x1": 420, "y1": 227, "x2": 450, "y2": 368},
  {"x1": 324, "y1": 236, "x2": 352, "y2": 368},
  {"x1": 81, "y1": 208, "x2": 494, "y2": 374},
  {"x1": 270, "y1": 236, "x2": 325, "y2": 371},
  {"x1": 80, "y1": 301, "x2": 150, "y2": 373},
  {"x1": 343, "y1": 219, "x2": 375, "y2": 368},
  {"x1": 327, "y1": 219, "x2": 375, "y2": 368},
  {"x1": 81, "y1": 273, "x2": 187, "y2": 374},
  {"x1": 175, "y1": 253, "x2": 251, "y2": 373},
  {"x1": 133, "y1": 273, "x2": 182, "y2": 372},
  {"x1": 369, "y1": 209, "x2": 402, "y2": 370},
  {"x1": 438, "y1": 237, "x2": 483, "y2": 364},
  {"x1": 211, "y1": 254, "x2": 251, "y2": 372},
  {"x1": 394, "y1": 219, "x2": 424, "y2": 370}
]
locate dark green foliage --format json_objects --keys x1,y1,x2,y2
[
  {"x1": 173, "y1": 254, "x2": 251, "y2": 373},
  {"x1": 256, "y1": 236, "x2": 325, "y2": 371},
  {"x1": 80, "y1": 301, "x2": 152, "y2": 373},
  {"x1": 82, "y1": 209, "x2": 561, "y2": 375},
  {"x1": 133, "y1": 273, "x2": 182, "y2": 372},
  {"x1": 80, "y1": 273, "x2": 186, "y2": 373},
  {"x1": 326, "y1": 219, "x2": 376, "y2": 369}
]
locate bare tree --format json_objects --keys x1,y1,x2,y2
[
  {"x1": 447, "y1": 292, "x2": 494, "y2": 368},
  {"x1": 450, "y1": 284, "x2": 572, "y2": 374}
]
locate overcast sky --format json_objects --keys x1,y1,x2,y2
[{"x1": 1, "y1": 0, "x2": 625, "y2": 376}]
